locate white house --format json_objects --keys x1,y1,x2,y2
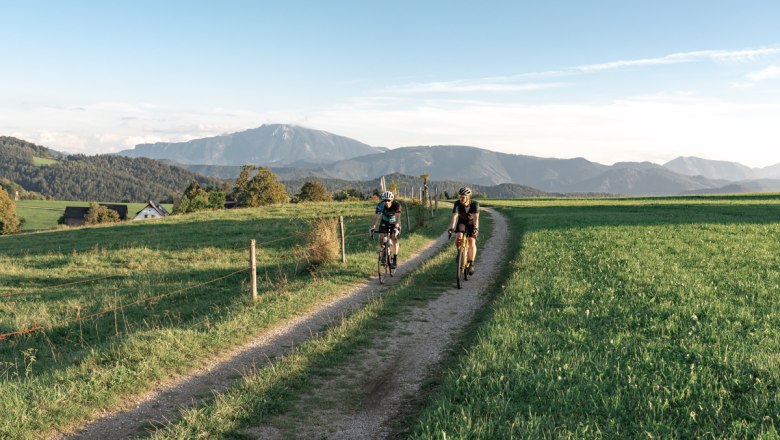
[{"x1": 133, "y1": 200, "x2": 170, "y2": 221}]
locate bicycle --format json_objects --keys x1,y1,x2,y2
[
  {"x1": 448, "y1": 226, "x2": 469, "y2": 289},
  {"x1": 371, "y1": 228, "x2": 396, "y2": 284}
]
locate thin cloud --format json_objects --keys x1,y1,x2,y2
[
  {"x1": 388, "y1": 46, "x2": 780, "y2": 95},
  {"x1": 747, "y1": 65, "x2": 780, "y2": 82},
  {"x1": 389, "y1": 81, "x2": 569, "y2": 94}
]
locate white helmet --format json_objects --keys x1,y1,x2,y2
[
  {"x1": 381, "y1": 191, "x2": 394, "y2": 201},
  {"x1": 458, "y1": 187, "x2": 472, "y2": 196}
]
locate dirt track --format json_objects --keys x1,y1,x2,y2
[{"x1": 62, "y1": 209, "x2": 507, "y2": 439}]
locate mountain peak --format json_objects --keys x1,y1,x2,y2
[{"x1": 118, "y1": 124, "x2": 380, "y2": 166}]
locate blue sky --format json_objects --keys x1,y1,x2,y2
[{"x1": 2, "y1": 1, "x2": 780, "y2": 166}]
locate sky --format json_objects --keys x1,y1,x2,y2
[{"x1": 2, "y1": 1, "x2": 780, "y2": 167}]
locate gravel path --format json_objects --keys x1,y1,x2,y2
[
  {"x1": 246, "y1": 208, "x2": 508, "y2": 439},
  {"x1": 60, "y1": 221, "x2": 457, "y2": 439}
]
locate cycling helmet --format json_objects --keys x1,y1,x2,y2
[
  {"x1": 458, "y1": 187, "x2": 472, "y2": 196},
  {"x1": 381, "y1": 191, "x2": 395, "y2": 201}
]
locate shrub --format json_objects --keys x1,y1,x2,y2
[{"x1": 297, "y1": 181, "x2": 331, "y2": 202}]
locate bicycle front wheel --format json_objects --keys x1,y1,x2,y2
[
  {"x1": 456, "y1": 248, "x2": 464, "y2": 289},
  {"x1": 378, "y1": 251, "x2": 385, "y2": 284}
]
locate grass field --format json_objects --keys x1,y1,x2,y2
[
  {"x1": 15, "y1": 200, "x2": 173, "y2": 231},
  {"x1": 411, "y1": 195, "x2": 780, "y2": 438},
  {"x1": 31, "y1": 156, "x2": 59, "y2": 166},
  {"x1": 0, "y1": 199, "x2": 445, "y2": 438}
]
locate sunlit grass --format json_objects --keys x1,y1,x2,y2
[
  {"x1": 412, "y1": 195, "x2": 780, "y2": 439},
  {"x1": 0, "y1": 200, "x2": 446, "y2": 438}
]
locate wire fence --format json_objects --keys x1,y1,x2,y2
[{"x1": 0, "y1": 213, "x2": 407, "y2": 343}]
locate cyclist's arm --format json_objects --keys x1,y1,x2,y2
[
  {"x1": 371, "y1": 212, "x2": 382, "y2": 230},
  {"x1": 449, "y1": 212, "x2": 459, "y2": 230},
  {"x1": 474, "y1": 212, "x2": 480, "y2": 230}
]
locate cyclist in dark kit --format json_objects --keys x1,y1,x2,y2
[
  {"x1": 448, "y1": 187, "x2": 479, "y2": 275},
  {"x1": 370, "y1": 191, "x2": 402, "y2": 269}
]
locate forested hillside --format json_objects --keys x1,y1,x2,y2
[{"x1": 0, "y1": 136, "x2": 222, "y2": 202}]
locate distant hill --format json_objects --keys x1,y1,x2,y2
[
  {"x1": 663, "y1": 156, "x2": 757, "y2": 181},
  {"x1": 0, "y1": 136, "x2": 221, "y2": 202},
  {"x1": 561, "y1": 167, "x2": 721, "y2": 196},
  {"x1": 119, "y1": 124, "x2": 381, "y2": 166},
  {"x1": 680, "y1": 179, "x2": 780, "y2": 195}
]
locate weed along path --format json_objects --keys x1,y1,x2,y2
[
  {"x1": 241, "y1": 209, "x2": 508, "y2": 439},
  {"x1": 61, "y1": 215, "x2": 459, "y2": 439}
]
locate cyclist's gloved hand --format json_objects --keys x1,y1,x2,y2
[
  {"x1": 395, "y1": 229, "x2": 401, "y2": 238},
  {"x1": 474, "y1": 228, "x2": 479, "y2": 239},
  {"x1": 369, "y1": 227, "x2": 375, "y2": 238},
  {"x1": 447, "y1": 228, "x2": 454, "y2": 234}
]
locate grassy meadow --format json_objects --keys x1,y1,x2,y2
[
  {"x1": 14, "y1": 200, "x2": 173, "y2": 231},
  {"x1": 412, "y1": 195, "x2": 780, "y2": 439},
  {"x1": 0, "y1": 199, "x2": 446, "y2": 438}
]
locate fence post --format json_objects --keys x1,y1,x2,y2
[
  {"x1": 250, "y1": 239, "x2": 257, "y2": 300},
  {"x1": 429, "y1": 194, "x2": 434, "y2": 217},
  {"x1": 405, "y1": 202, "x2": 411, "y2": 231},
  {"x1": 434, "y1": 187, "x2": 439, "y2": 211},
  {"x1": 339, "y1": 216, "x2": 346, "y2": 263}
]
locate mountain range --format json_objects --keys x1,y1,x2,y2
[{"x1": 117, "y1": 124, "x2": 780, "y2": 196}]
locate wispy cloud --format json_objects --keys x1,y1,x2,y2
[
  {"x1": 388, "y1": 81, "x2": 568, "y2": 94},
  {"x1": 389, "y1": 47, "x2": 780, "y2": 95},
  {"x1": 747, "y1": 65, "x2": 780, "y2": 82}
]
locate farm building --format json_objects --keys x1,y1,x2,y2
[
  {"x1": 61, "y1": 204, "x2": 129, "y2": 226},
  {"x1": 133, "y1": 200, "x2": 170, "y2": 220}
]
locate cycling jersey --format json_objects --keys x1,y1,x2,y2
[
  {"x1": 376, "y1": 201, "x2": 401, "y2": 225},
  {"x1": 452, "y1": 200, "x2": 479, "y2": 225}
]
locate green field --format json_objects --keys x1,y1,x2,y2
[
  {"x1": 412, "y1": 195, "x2": 780, "y2": 438},
  {"x1": 15, "y1": 200, "x2": 173, "y2": 231},
  {"x1": 0, "y1": 200, "x2": 446, "y2": 438},
  {"x1": 6, "y1": 195, "x2": 780, "y2": 438},
  {"x1": 31, "y1": 156, "x2": 59, "y2": 166}
]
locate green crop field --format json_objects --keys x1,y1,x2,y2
[
  {"x1": 15, "y1": 200, "x2": 173, "y2": 231},
  {"x1": 412, "y1": 195, "x2": 780, "y2": 439},
  {"x1": 0, "y1": 199, "x2": 445, "y2": 438}
]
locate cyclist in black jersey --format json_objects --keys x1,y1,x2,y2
[
  {"x1": 370, "y1": 191, "x2": 401, "y2": 269},
  {"x1": 448, "y1": 187, "x2": 479, "y2": 275}
]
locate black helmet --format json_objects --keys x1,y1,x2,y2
[{"x1": 458, "y1": 187, "x2": 472, "y2": 196}]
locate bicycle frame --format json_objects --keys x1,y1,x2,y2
[
  {"x1": 373, "y1": 229, "x2": 396, "y2": 284},
  {"x1": 449, "y1": 229, "x2": 470, "y2": 288}
]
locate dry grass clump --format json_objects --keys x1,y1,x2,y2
[{"x1": 298, "y1": 217, "x2": 340, "y2": 266}]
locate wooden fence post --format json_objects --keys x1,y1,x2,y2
[
  {"x1": 250, "y1": 239, "x2": 257, "y2": 300},
  {"x1": 405, "y1": 202, "x2": 411, "y2": 231},
  {"x1": 339, "y1": 216, "x2": 346, "y2": 263}
]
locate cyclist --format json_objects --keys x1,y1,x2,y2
[
  {"x1": 370, "y1": 191, "x2": 402, "y2": 269},
  {"x1": 448, "y1": 187, "x2": 479, "y2": 275}
]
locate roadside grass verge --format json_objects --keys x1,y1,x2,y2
[
  {"x1": 0, "y1": 201, "x2": 445, "y2": 438},
  {"x1": 148, "y1": 210, "x2": 490, "y2": 438},
  {"x1": 411, "y1": 195, "x2": 780, "y2": 438}
]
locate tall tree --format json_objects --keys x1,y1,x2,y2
[
  {"x1": 297, "y1": 180, "x2": 332, "y2": 202},
  {"x1": 0, "y1": 187, "x2": 22, "y2": 234},
  {"x1": 233, "y1": 166, "x2": 288, "y2": 207}
]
